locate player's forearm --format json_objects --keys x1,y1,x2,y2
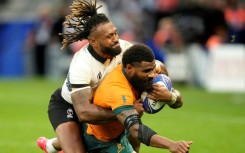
[
  {"x1": 150, "y1": 135, "x2": 193, "y2": 152},
  {"x1": 71, "y1": 90, "x2": 116, "y2": 124},
  {"x1": 78, "y1": 104, "x2": 117, "y2": 124},
  {"x1": 149, "y1": 134, "x2": 174, "y2": 149},
  {"x1": 128, "y1": 122, "x2": 191, "y2": 152},
  {"x1": 128, "y1": 124, "x2": 175, "y2": 151}
]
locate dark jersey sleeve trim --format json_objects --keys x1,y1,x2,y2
[
  {"x1": 113, "y1": 105, "x2": 133, "y2": 115},
  {"x1": 71, "y1": 84, "x2": 89, "y2": 88}
]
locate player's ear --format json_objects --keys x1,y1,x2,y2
[
  {"x1": 126, "y1": 63, "x2": 134, "y2": 69},
  {"x1": 88, "y1": 37, "x2": 97, "y2": 46},
  {"x1": 125, "y1": 64, "x2": 135, "y2": 75}
]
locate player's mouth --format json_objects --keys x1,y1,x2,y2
[{"x1": 112, "y1": 43, "x2": 120, "y2": 48}]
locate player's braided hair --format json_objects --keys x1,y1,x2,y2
[{"x1": 60, "y1": 0, "x2": 110, "y2": 49}]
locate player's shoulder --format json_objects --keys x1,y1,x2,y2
[
  {"x1": 70, "y1": 44, "x2": 96, "y2": 70},
  {"x1": 109, "y1": 64, "x2": 123, "y2": 76},
  {"x1": 104, "y1": 65, "x2": 128, "y2": 86},
  {"x1": 74, "y1": 43, "x2": 89, "y2": 56},
  {"x1": 119, "y1": 39, "x2": 133, "y2": 50},
  {"x1": 72, "y1": 44, "x2": 93, "y2": 63}
]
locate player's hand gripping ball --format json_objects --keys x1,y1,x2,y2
[{"x1": 141, "y1": 74, "x2": 173, "y2": 114}]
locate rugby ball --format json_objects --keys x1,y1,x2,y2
[{"x1": 141, "y1": 74, "x2": 173, "y2": 114}]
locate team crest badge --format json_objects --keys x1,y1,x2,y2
[
  {"x1": 117, "y1": 143, "x2": 124, "y2": 153},
  {"x1": 67, "y1": 108, "x2": 73, "y2": 118}
]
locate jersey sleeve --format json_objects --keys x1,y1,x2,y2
[
  {"x1": 119, "y1": 39, "x2": 133, "y2": 53},
  {"x1": 107, "y1": 85, "x2": 135, "y2": 115},
  {"x1": 68, "y1": 53, "x2": 92, "y2": 86}
]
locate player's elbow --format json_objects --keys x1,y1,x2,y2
[
  {"x1": 72, "y1": 101, "x2": 93, "y2": 122},
  {"x1": 77, "y1": 109, "x2": 91, "y2": 122},
  {"x1": 128, "y1": 124, "x2": 140, "y2": 139}
]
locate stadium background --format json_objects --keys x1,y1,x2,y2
[{"x1": 0, "y1": 0, "x2": 245, "y2": 152}]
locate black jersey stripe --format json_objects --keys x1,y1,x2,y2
[{"x1": 71, "y1": 84, "x2": 89, "y2": 88}]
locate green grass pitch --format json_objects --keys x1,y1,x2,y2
[{"x1": 0, "y1": 78, "x2": 245, "y2": 153}]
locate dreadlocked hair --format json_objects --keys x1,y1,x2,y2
[{"x1": 60, "y1": 0, "x2": 110, "y2": 49}]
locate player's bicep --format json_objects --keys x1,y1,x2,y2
[
  {"x1": 71, "y1": 87, "x2": 93, "y2": 108},
  {"x1": 116, "y1": 109, "x2": 138, "y2": 125}
]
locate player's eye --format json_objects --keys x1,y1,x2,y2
[
  {"x1": 143, "y1": 69, "x2": 152, "y2": 73},
  {"x1": 106, "y1": 34, "x2": 112, "y2": 39}
]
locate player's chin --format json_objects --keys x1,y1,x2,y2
[
  {"x1": 146, "y1": 80, "x2": 153, "y2": 87},
  {"x1": 112, "y1": 47, "x2": 120, "y2": 52},
  {"x1": 143, "y1": 82, "x2": 154, "y2": 92},
  {"x1": 145, "y1": 86, "x2": 153, "y2": 92}
]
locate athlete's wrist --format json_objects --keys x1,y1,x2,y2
[{"x1": 168, "y1": 92, "x2": 177, "y2": 106}]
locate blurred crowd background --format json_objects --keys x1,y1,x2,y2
[{"x1": 0, "y1": 0, "x2": 245, "y2": 91}]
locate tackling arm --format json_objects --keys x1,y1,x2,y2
[{"x1": 72, "y1": 88, "x2": 116, "y2": 124}]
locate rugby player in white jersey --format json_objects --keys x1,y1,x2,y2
[
  {"x1": 36, "y1": 1, "x2": 134, "y2": 153},
  {"x1": 37, "y1": 1, "x2": 184, "y2": 153}
]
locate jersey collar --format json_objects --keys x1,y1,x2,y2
[{"x1": 88, "y1": 45, "x2": 107, "y2": 63}]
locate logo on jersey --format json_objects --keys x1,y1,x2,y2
[
  {"x1": 121, "y1": 95, "x2": 127, "y2": 104},
  {"x1": 117, "y1": 143, "x2": 125, "y2": 153},
  {"x1": 97, "y1": 71, "x2": 102, "y2": 80},
  {"x1": 67, "y1": 108, "x2": 73, "y2": 118},
  {"x1": 117, "y1": 61, "x2": 122, "y2": 65}
]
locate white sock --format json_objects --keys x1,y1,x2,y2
[{"x1": 46, "y1": 138, "x2": 59, "y2": 153}]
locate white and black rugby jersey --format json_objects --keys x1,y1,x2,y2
[{"x1": 61, "y1": 39, "x2": 132, "y2": 104}]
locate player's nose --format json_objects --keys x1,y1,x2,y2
[{"x1": 148, "y1": 70, "x2": 155, "y2": 78}]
